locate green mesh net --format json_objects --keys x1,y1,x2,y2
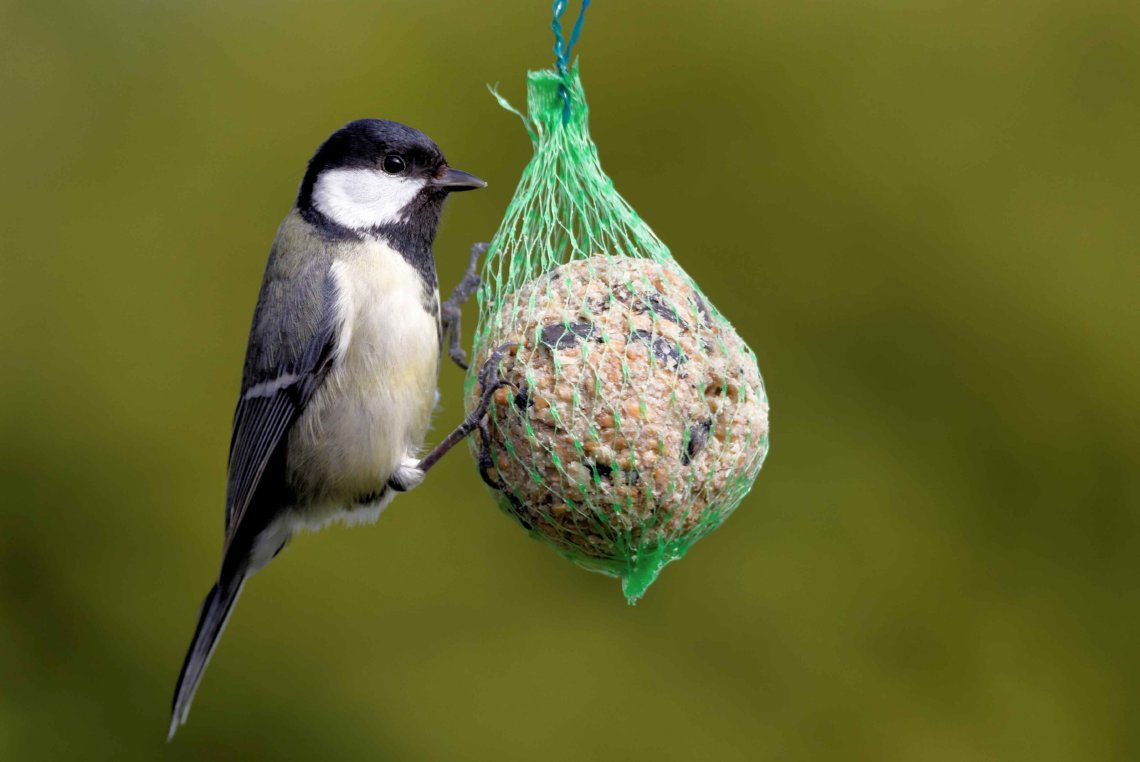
[{"x1": 465, "y1": 66, "x2": 770, "y2": 603}]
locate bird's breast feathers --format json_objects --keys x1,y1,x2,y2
[{"x1": 287, "y1": 240, "x2": 440, "y2": 504}]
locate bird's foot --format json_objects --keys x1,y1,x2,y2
[
  {"x1": 467, "y1": 341, "x2": 514, "y2": 424},
  {"x1": 415, "y1": 342, "x2": 515, "y2": 476},
  {"x1": 441, "y1": 242, "x2": 490, "y2": 371}
]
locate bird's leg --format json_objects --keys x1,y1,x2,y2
[
  {"x1": 440, "y1": 242, "x2": 489, "y2": 371},
  {"x1": 412, "y1": 342, "x2": 515, "y2": 478}
]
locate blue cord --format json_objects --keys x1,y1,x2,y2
[{"x1": 551, "y1": 0, "x2": 591, "y2": 122}]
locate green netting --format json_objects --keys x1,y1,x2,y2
[{"x1": 465, "y1": 65, "x2": 770, "y2": 603}]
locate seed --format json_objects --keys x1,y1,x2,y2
[{"x1": 493, "y1": 386, "x2": 510, "y2": 407}]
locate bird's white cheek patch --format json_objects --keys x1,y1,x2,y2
[{"x1": 312, "y1": 168, "x2": 425, "y2": 229}]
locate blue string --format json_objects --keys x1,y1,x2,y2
[{"x1": 551, "y1": 0, "x2": 591, "y2": 123}]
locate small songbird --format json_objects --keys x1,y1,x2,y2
[{"x1": 169, "y1": 119, "x2": 486, "y2": 738}]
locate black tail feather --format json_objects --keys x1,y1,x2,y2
[{"x1": 168, "y1": 578, "x2": 245, "y2": 740}]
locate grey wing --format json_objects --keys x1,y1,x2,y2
[
  {"x1": 223, "y1": 328, "x2": 335, "y2": 536},
  {"x1": 222, "y1": 274, "x2": 339, "y2": 548}
]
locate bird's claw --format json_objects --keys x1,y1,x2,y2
[
  {"x1": 441, "y1": 242, "x2": 490, "y2": 371},
  {"x1": 474, "y1": 341, "x2": 515, "y2": 415},
  {"x1": 470, "y1": 342, "x2": 516, "y2": 486}
]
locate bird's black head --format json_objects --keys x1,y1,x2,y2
[{"x1": 296, "y1": 119, "x2": 484, "y2": 242}]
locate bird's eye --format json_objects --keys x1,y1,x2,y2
[{"x1": 381, "y1": 155, "x2": 407, "y2": 175}]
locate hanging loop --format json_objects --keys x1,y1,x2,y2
[{"x1": 551, "y1": 0, "x2": 591, "y2": 122}]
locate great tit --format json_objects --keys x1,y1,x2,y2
[{"x1": 169, "y1": 119, "x2": 486, "y2": 738}]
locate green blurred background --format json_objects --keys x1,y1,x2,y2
[{"x1": 2, "y1": 0, "x2": 1138, "y2": 759}]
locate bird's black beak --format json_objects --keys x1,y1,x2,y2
[{"x1": 433, "y1": 167, "x2": 486, "y2": 192}]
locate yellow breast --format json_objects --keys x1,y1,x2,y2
[{"x1": 288, "y1": 240, "x2": 440, "y2": 503}]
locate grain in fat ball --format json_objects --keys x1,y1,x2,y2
[{"x1": 468, "y1": 255, "x2": 769, "y2": 572}]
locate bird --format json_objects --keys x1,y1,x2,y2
[{"x1": 169, "y1": 119, "x2": 487, "y2": 739}]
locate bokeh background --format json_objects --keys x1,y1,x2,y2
[{"x1": 2, "y1": 0, "x2": 1138, "y2": 759}]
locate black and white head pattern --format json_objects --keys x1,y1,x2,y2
[{"x1": 298, "y1": 119, "x2": 451, "y2": 234}]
